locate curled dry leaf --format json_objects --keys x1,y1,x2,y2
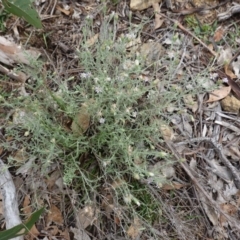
[
  {"x1": 224, "y1": 64, "x2": 236, "y2": 79},
  {"x1": 224, "y1": 76, "x2": 240, "y2": 100},
  {"x1": 56, "y1": 5, "x2": 72, "y2": 15},
  {"x1": 206, "y1": 86, "x2": 231, "y2": 103},
  {"x1": 86, "y1": 33, "x2": 99, "y2": 47}
]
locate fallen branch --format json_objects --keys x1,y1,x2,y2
[
  {"x1": 158, "y1": 13, "x2": 217, "y2": 57},
  {"x1": 175, "y1": 137, "x2": 240, "y2": 189}
]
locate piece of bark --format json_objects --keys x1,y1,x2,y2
[{"x1": 0, "y1": 159, "x2": 23, "y2": 240}]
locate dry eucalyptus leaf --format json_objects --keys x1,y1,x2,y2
[
  {"x1": 130, "y1": 0, "x2": 162, "y2": 11},
  {"x1": 162, "y1": 181, "x2": 185, "y2": 190},
  {"x1": 0, "y1": 36, "x2": 40, "y2": 66},
  {"x1": 16, "y1": 157, "x2": 36, "y2": 175},
  {"x1": 70, "y1": 227, "x2": 91, "y2": 240},
  {"x1": 206, "y1": 86, "x2": 231, "y2": 103},
  {"x1": 47, "y1": 205, "x2": 63, "y2": 225},
  {"x1": 220, "y1": 203, "x2": 237, "y2": 226},
  {"x1": 152, "y1": 3, "x2": 164, "y2": 29},
  {"x1": 217, "y1": 47, "x2": 232, "y2": 65},
  {"x1": 77, "y1": 205, "x2": 97, "y2": 229},
  {"x1": 71, "y1": 106, "x2": 90, "y2": 136}
]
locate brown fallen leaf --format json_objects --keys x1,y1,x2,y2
[
  {"x1": 77, "y1": 205, "x2": 97, "y2": 229},
  {"x1": 220, "y1": 203, "x2": 237, "y2": 226},
  {"x1": 127, "y1": 217, "x2": 142, "y2": 239},
  {"x1": 206, "y1": 86, "x2": 231, "y2": 103},
  {"x1": 152, "y1": 3, "x2": 164, "y2": 29},
  {"x1": 86, "y1": 33, "x2": 99, "y2": 47},
  {"x1": 56, "y1": 5, "x2": 72, "y2": 15},
  {"x1": 47, "y1": 205, "x2": 63, "y2": 225},
  {"x1": 213, "y1": 26, "x2": 225, "y2": 42}
]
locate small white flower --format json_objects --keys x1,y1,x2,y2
[
  {"x1": 222, "y1": 77, "x2": 228, "y2": 83},
  {"x1": 125, "y1": 33, "x2": 136, "y2": 40},
  {"x1": 210, "y1": 73, "x2": 219, "y2": 80},
  {"x1": 126, "y1": 107, "x2": 132, "y2": 114},
  {"x1": 123, "y1": 194, "x2": 132, "y2": 204},
  {"x1": 135, "y1": 59, "x2": 140, "y2": 66},
  {"x1": 106, "y1": 77, "x2": 111, "y2": 81},
  {"x1": 95, "y1": 86, "x2": 103, "y2": 93},
  {"x1": 99, "y1": 117, "x2": 105, "y2": 124},
  {"x1": 86, "y1": 15, "x2": 94, "y2": 20},
  {"x1": 117, "y1": 73, "x2": 128, "y2": 81},
  {"x1": 133, "y1": 173, "x2": 140, "y2": 180},
  {"x1": 80, "y1": 72, "x2": 91, "y2": 79},
  {"x1": 132, "y1": 111, "x2": 137, "y2": 118},
  {"x1": 24, "y1": 131, "x2": 30, "y2": 137},
  {"x1": 148, "y1": 172, "x2": 155, "y2": 177},
  {"x1": 123, "y1": 60, "x2": 133, "y2": 70},
  {"x1": 167, "y1": 51, "x2": 176, "y2": 59}
]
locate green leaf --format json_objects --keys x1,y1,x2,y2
[
  {"x1": 2, "y1": 0, "x2": 42, "y2": 28},
  {"x1": 0, "y1": 208, "x2": 44, "y2": 240}
]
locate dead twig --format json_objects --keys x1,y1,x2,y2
[
  {"x1": 175, "y1": 137, "x2": 240, "y2": 189},
  {"x1": 165, "y1": 141, "x2": 240, "y2": 231},
  {"x1": 158, "y1": 13, "x2": 217, "y2": 57}
]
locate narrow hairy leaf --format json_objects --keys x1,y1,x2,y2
[
  {"x1": 2, "y1": 0, "x2": 42, "y2": 28},
  {"x1": 0, "y1": 208, "x2": 44, "y2": 239}
]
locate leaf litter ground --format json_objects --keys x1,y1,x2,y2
[{"x1": 1, "y1": 0, "x2": 240, "y2": 239}]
